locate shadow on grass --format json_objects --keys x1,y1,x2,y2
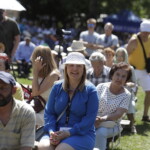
[
  {"x1": 135, "y1": 122, "x2": 150, "y2": 136},
  {"x1": 121, "y1": 122, "x2": 150, "y2": 137}
]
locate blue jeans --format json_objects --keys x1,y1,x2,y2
[{"x1": 94, "y1": 126, "x2": 120, "y2": 150}]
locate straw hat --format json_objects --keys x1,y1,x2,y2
[
  {"x1": 51, "y1": 45, "x2": 66, "y2": 57},
  {"x1": 67, "y1": 40, "x2": 86, "y2": 52}
]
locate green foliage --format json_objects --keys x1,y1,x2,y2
[{"x1": 19, "y1": 0, "x2": 150, "y2": 25}]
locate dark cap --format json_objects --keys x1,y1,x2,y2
[{"x1": 0, "y1": 71, "x2": 16, "y2": 86}]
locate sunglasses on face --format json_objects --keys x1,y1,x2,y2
[{"x1": 88, "y1": 24, "x2": 95, "y2": 28}]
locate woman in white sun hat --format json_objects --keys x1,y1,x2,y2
[{"x1": 38, "y1": 52, "x2": 99, "y2": 150}]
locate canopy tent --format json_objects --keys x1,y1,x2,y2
[
  {"x1": 103, "y1": 10, "x2": 142, "y2": 33},
  {"x1": 0, "y1": 0, "x2": 26, "y2": 11}
]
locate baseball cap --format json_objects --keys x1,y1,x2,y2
[{"x1": 0, "y1": 71, "x2": 16, "y2": 86}]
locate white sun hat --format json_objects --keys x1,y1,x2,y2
[
  {"x1": 140, "y1": 20, "x2": 150, "y2": 32},
  {"x1": 64, "y1": 52, "x2": 86, "y2": 65},
  {"x1": 67, "y1": 40, "x2": 86, "y2": 52}
]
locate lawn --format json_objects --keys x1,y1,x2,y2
[
  {"x1": 114, "y1": 87, "x2": 150, "y2": 150},
  {"x1": 17, "y1": 76, "x2": 150, "y2": 150}
]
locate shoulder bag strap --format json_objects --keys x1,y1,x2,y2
[
  {"x1": 39, "y1": 77, "x2": 46, "y2": 85},
  {"x1": 56, "y1": 89, "x2": 77, "y2": 123},
  {"x1": 56, "y1": 104, "x2": 68, "y2": 122},
  {"x1": 56, "y1": 82, "x2": 80, "y2": 123},
  {"x1": 137, "y1": 35, "x2": 147, "y2": 63}
]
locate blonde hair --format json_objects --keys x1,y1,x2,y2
[
  {"x1": 87, "y1": 18, "x2": 97, "y2": 24},
  {"x1": 31, "y1": 45, "x2": 57, "y2": 77},
  {"x1": 115, "y1": 47, "x2": 128, "y2": 63},
  {"x1": 63, "y1": 65, "x2": 86, "y2": 92}
]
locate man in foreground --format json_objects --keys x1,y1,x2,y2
[{"x1": 0, "y1": 71, "x2": 36, "y2": 150}]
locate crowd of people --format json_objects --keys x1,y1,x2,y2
[{"x1": 0, "y1": 8, "x2": 150, "y2": 150}]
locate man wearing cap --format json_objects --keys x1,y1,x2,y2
[
  {"x1": 15, "y1": 36, "x2": 36, "y2": 78},
  {"x1": 79, "y1": 18, "x2": 100, "y2": 57},
  {"x1": 0, "y1": 9, "x2": 20, "y2": 60},
  {"x1": 0, "y1": 71, "x2": 36, "y2": 150},
  {"x1": 127, "y1": 20, "x2": 150, "y2": 122}
]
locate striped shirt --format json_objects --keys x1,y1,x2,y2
[{"x1": 0, "y1": 100, "x2": 36, "y2": 150}]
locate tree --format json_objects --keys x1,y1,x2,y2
[{"x1": 19, "y1": 0, "x2": 150, "y2": 27}]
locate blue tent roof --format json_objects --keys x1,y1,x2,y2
[{"x1": 103, "y1": 10, "x2": 142, "y2": 33}]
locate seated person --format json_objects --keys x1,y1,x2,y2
[
  {"x1": 31, "y1": 45, "x2": 60, "y2": 127},
  {"x1": 0, "y1": 71, "x2": 36, "y2": 150},
  {"x1": 114, "y1": 47, "x2": 138, "y2": 134},
  {"x1": 103, "y1": 47, "x2": 115, "y2": 68},
  {"x1": 38, "y1": 52, "x2": 99, "y2": 150},
  {"x1": 0, "y1": 53, "x2": 24, "y2": 101},
  {"x1": 87, "y1": 52, "x2": 110, "y2": 86},
  {"x1": 94, "y1": 62, "x2": 131, "y2": 150},
  {"x1": 15, "y1": 36, "x2": 36, "y2": 78}
]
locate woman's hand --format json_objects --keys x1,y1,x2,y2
[
  {"x1": 55, "y1": 131, "x2": 70, "y2": 141},
  {"x1": 95, "y1": 116, "x2": 108, "y2": 128},
  {"x1": 33, "y1": 56, "x2": 46, "y2": 75},
  {"x1": 50, "y1": 132, "x2": 60, "y2": 146},
  {"x1": 125, "y1": 82, "x2": 135, "y2": 88},
  {"x1": 95, "y1": 116, "x2": 102, "y2": 128},
  {"x1": 49, "y1": 131, "x2": 70, "y2": 145}
]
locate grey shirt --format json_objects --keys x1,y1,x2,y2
[{"x1": 80, "y1": 30, "x2": 100, "y2": 56}]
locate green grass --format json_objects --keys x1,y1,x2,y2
[
  {"x1": 113, "y1": 87, "x2": 150, "y2": 150},
  {"x1": 17, "y1": 76, "x2": 150, "y2": 150}
]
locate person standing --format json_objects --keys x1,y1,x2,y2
[
  {"x1": 0, "y1": 9, "x2": 20, "y2": 60},
  {"x1": 96, "y1": 22, "x2": 119, "y2": 50},
  {"x1": 79, "y1": 18, "x2": 100, "y2": 57},
  {"x1": 0, "y1": 71, "x2": 35, "y2": 150},
  {"x1": 126, "y1": 20, "x2": 150, "y2": 122}
]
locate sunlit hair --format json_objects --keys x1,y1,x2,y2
[
  {"x1": 89, "y1": 51, "x2": 106, "y2": 62},
  {"x1": 109, "y1": 62, "x2": 132, "y2": 82},
  {"x1": 87, "y1": 18, "x2": 96, "y2": 24},
  {"x1": 104, "y1": 47, "x2": 115, "y2": 56},
  {"x1": 115, "y1": 47, "x2": 128, "y2": 63},
  {"x1": 63, "y1": 64, "x2": 86, "y2": 92},
  {"x1": 104, "y1": 22, "x2": 114, "y2": 30},
  {"x1": 31, "y1": 45, "x2": 57, "y2": 77}
]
